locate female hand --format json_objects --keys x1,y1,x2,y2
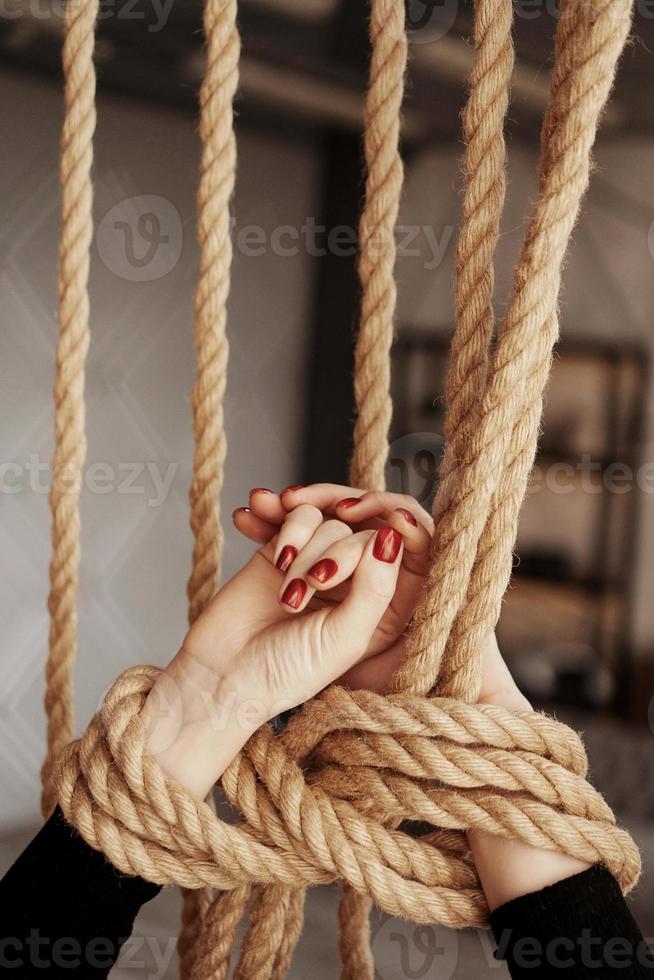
[
  {"x1": 234, "y1": 483, "x2": 434, "y2": 692},
  {"x1": 237, "y1": 486, "x2": 589, "y2": 909},
  {"x1": 142, "y1": 480, "x2": 587, "y2": 906},
  {"x1": 140, "y1": 485, "x2": 432, "y2": 798},
  {"x1": 235, "y1": 483, "x2": 531, "y2": 711}
]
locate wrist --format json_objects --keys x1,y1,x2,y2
[
  {"x1": 469, "y1": 683, "x2": 591, "y2": 910},
  {"x1": 140, "y1": 650, "x2": 265, "y2": 799}
]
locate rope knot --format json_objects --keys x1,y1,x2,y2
[{"x1": 56, "y1": 665, "x2": 641, "y2": 933}]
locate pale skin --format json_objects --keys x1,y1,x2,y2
[{"x1": 140, "y1": 483, "x2": 589, "y2": 913}]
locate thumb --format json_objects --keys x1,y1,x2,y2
[{"x1": 321, "y1": 527, "x2": 403, "y2": 671}]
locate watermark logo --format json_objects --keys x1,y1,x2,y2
[
  {"x1": 406, "y1": 0, "x2": 459, "y2": 44},
  {"x1": 372, "y1": 914, "x2": 459, "y2": 979},
  {"x1": 0, "y1": 454, "x2": 178, "y2": 508},
  {"x1": 96, "y1": 194, "x2": 183, "y2": 282},
  {"x1": 387, "y1": 431, "x2": 444, "y2": 508}
]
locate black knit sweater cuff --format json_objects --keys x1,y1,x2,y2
[{"x1": 490, "y1": 864, "x2": 654, "y2": 978}]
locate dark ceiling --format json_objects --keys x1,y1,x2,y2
[{"x1": 0, "y1": 1, "x2": 652, "y2": 148}]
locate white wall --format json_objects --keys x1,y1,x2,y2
[{"x1": 0, "y1": 67, "x2": 320, "y2": 832}]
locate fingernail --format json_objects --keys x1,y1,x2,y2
[
  {"x1": 276, "y1": 545, "x2": 297, "y2": 573},
  {"x1": 281, "y1": 578, "x2": 307, "y2": 609},
  {"x1": 250, "y1": 487, "x2": 272, "y2": 496},
  {"x1": 307, "y1": 558, "x2": 338, "y2": 583},
  {"x1": 395, "y1": 507, "x2": 417, "y2": 527},
  {"x1": 281, "y1": 484, "x2": 304, "y2": 495},
  {"x1": 233, "y1": 506, "x2": 251, "y2": 517},
  {"x1": 337, "y1": 497, "x2": 361, "y2": 509},
  {"x1": 373, "y1": 527, "x2": 401, "y2": 563}
]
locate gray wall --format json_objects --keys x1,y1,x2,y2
[{"x1": 0, "y1": 67, "x2": 320, "y2": 831}]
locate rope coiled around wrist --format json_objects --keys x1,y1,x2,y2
[{"x1": 57, "y1": 665, "x2": 641, "y2": 931}]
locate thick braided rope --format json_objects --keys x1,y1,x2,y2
[
  {"x1": 340, "y1": 1, "x2": 512, "y2": 969},
  {"x1": 41, "y1": 0, "x2": 99, "y2": 820},
  {"x1": 395, "y1": 0, "x2": 634, "y2": 699},
  {"x1": 187, "y1": 0, "x2": 239, "y2": 627},
  {"x1": 340, "y1": 2, "x2": 512, "y2": 970},
  {"x1": 341, "y1": 1, "x2": 408, "y2": 973},
  {"x1": 435, "y1": 0, "x2": 513, "y2": 521},
  {"x1": 239, "y1": 1, "x2": 410, "y2": 972},
  {"x1": 56, "y1": 666, "x2": 641, "y2": 926},
  {"x1": 179, "y1": 1, "x2": 241, "y2": 977},
  {"x1": 349, "y1": 0, "x2": 407, "y2": 491},
  {"x1": 438, "y1": 0, "x2": 635, "y2": 704}
]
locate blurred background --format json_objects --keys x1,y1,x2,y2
[{"x1": 1, "y1": 0, "x2": 654, "y2": 976}]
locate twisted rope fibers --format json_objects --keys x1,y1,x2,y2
[{"x1": 46, "y1": 0, "x2": 639, "y2": 977}]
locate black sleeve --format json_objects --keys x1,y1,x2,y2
[
  {"x1": 0, "y1": 806, "x2": 161, "y2": 978},
  {"x1": 490, "y1": 864, "x2": 654, "y2": 978}
]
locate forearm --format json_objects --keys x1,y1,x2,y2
[
  {"x1": 468, "y1": 830, "x2": 590, "y2": 912},
  {"x1": 469, "y1": 649, "x2": 650, "y2": 975},
  {"x1": 469, "y1": 643, "x2": 592, "y2": 911}
]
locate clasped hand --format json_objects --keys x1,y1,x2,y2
[{"x1": 141, "y1": 483, "x2": 530, "y2": 800}]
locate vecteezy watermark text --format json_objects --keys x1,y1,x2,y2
[
  {"x1": 94, "y1": 194, "x2": 457, "y2": 282},
  {"x1": 0, "y1": 455, "x2": 178, "y2": 508},
  {"x1": 0, "y1": 0, "x2": 175, "y2": 32},
  {"x1": 0, "y1": 931, "x2": 176, "y2": 979},
  {"x1": 387, "y1": 435, "x2": 654, "y2": 508}
]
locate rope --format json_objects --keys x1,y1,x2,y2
[
  {"x1": 435, "y1": 0, "x2": 514, "y2": 522},
  {"x1": 341, "y1": 1, "x2": 407, "y2": 972},
  {"x1": 187, "y1": 0, "x2": 239, "y2": 627},
  {"x1": 45, "y1": 0, "x2": 640, "y2": 978},
  {"x1": 180, "y1": 0, "x2": 240, "y2": 975},
  {"x1": 41, "y1": 0, "x2": 99, "y2": 819},
  {"x1": 57, "y1": 665, "x2": 641, "y2": 913},
  {"x1": 234, "y1": 1, "x2": 408, "y2": 971},
  {"x1": 349, "y1": 0, "x2": 407, "y2": 491},
  {"x1": 395, "y1": 0, "x2": 635, "y2": 699}
]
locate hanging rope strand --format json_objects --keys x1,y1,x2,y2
[
  {"x1": 234, "y1": 2, "x2": 410, "y2": 973},
  {"x1": 436, "y1": 0, "x2": 514, "y2": 519},
  {"x1": 437, "y1": 0, "x2": 635, "y2": 705},
  {"x1": 180, "y1": 1, "x2": 240, "y2": 976},
  {"x1": 395, "y1": 0, "x2": 634, "y2": 699},
  {"x1": 341, "y1": 2, "x2": 408, "y2": 974},
  {"x1": 349, "y1": 0, "x2": 408, "y2": 491},
  {"x1": 187, "y1": 0, "x2": 240, "y2": 627},
  {"x1": 41, "y1": 0, "x2": 99, "y2": 820}
]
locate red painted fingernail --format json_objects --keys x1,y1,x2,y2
[
  {"x1": 281, "y1": 484, "x2": 305, "y2": 495},
  {"x1": 250, "y1": 487, "x2": 272, "y2": 496},
  {"x1": 395, "y1": 507, "x2": 417, "y2": 526},
  {"x1": 233, "y1": 506, "x2": 251, "y2": 517},
  {"x1": 276, "y1": 545, "x2": 298, "y2": 573},
  {"x1": 281, "y1": 578, "x2": 307, "y2": 609},
  {"x1": 307, "y1": 558, "x2": 338, "y2": 583},
  {"x1": 337, "y1": 497, "x2": 361, "y2": 509},
  {"x1": 373, "y1": 527, "x2": 402, "y2": 563}
]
